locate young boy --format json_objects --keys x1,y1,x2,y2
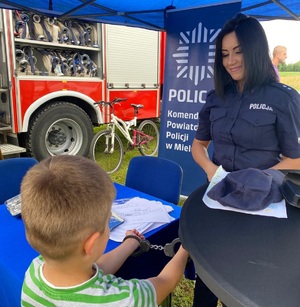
[{"x1": 21, "y1": 155, "x2": 189, "y2": 306}]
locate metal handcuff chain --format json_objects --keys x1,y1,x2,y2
[{"x1": 123, "y1": 236, "x2": 181, "y2": 258}]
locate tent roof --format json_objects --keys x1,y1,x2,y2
[{"x1": 0, "y1": 0, "x2": 299, "y2": 30}]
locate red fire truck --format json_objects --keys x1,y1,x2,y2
[{"x1": 0, "y1": 9, "x2": 165, "y2": 160}]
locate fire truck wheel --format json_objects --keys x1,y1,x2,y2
[{"x1": 28, "y1": 101, "x2": 93, "y2": 161}]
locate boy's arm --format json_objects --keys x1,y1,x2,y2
[
  {"x1": 96, "y1": 229, "x2": 142, "y2": 274},
  {"x1": 148, "y1": 246, "x2": 189, "y2": 305}
]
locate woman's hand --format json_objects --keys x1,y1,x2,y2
[
  {"x1": 206, "y1": 164, "x2": 219, "y2": 181},
  {"x1": 191, "y1": 139, "x2": 218, "y2": 181}
]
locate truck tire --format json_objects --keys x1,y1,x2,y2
[{"x1": 27, "y1": 101, "x2": 93, "y2": 161}]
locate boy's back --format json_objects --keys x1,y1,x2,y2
[{"x1": 23, "y1": 255, "x2": 156, "y2": 306}]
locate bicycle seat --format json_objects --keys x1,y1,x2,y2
[{"x1": 131, "y1": 104, "x2": 144, "y2": 109}]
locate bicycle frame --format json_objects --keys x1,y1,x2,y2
[
  {"x1": 107, "y1": 114, "x2": 154, "y2": 148},
  {"x1": 134, "y1": 129, "x2": 154, "y2": 145},
  {"x1": 109, "y1": 114, "x2": 136, "y2": 145}
]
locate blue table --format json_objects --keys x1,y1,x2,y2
[{"x1": 0, "y1": 183, "x2": 181, "y2": 307}]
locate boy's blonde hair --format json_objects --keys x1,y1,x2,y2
[{"x1": 21, "y1": 155, "x2": 116, "y2": 260}]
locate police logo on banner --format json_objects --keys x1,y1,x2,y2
[
  {"x1": 173, "y1": 22, "x2": 219, "y2": 86},
  {"x1": 169, "y1": 22, "x2": 220, "y2": 104}
]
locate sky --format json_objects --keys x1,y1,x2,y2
[{"x1": 260, "y1": 20, "x2": 300, "y2": 64}]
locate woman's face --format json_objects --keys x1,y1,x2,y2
[{"x1": 222, "y1": 31, "x2": 245, "y2": 91}]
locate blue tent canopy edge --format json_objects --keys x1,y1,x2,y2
[{"x1": 0, "y1": 0, "x2": 299, "y2": 31}]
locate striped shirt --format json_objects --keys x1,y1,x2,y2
[{"x1": 21, "y1": 256, "x2": 157, "y2": 307}]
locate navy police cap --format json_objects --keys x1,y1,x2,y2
[{"x1": 207, "y1": 168, "x2": 284, "y2": 211}]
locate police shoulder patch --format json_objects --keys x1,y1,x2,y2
[{"x1": 270, "y1": 82, "x2": 300, "y2": 99}]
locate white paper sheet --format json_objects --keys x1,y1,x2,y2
[
  {"x1": 203, "y1": 166, "x2": 287, "y2": 218},
  {"x1": 109, "y1": 197, "x2": 175, "y2": 242}
]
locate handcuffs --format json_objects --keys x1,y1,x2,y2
[{"x1": 123, "y1": 235, "x2": 181, "y2": 257}]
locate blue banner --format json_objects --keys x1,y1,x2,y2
[{"x1": 159, "y1": 2, "x2": 241, "y2": 195}]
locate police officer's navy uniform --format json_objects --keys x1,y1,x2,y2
[{"x1": 195, "y1": 82, "x2": 300, "y2": 171}]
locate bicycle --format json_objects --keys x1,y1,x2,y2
[{"x1": 90, "y1": 97, "x2": 159, "y2": 174}]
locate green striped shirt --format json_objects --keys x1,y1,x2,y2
[{"x1": 21, "y1": 256, "x2": 157, "y2": 307}]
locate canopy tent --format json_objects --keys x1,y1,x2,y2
[{"x1": 0, "y1": 0, "x2": 299, "y2": 31}]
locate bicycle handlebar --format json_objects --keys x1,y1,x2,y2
[
  {"x1": 113, "y1": 97, "x2": 127, "y2": 103},
  {"x1": 94, "y1": 97, "x2": 128, "y2": 107}
]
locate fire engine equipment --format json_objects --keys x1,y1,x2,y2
[{"x1": 0, "y1": 8, "x2": 163, "y2": 160}]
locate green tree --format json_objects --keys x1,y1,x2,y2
[{"x1": 279, "y1": 61, "x2": 300, "y2": 72}]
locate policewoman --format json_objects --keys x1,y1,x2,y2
[{"x1": 191, "y1": 13, "x2": 300, "y2": 307}]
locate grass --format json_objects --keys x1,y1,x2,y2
[
  {"x1": 280, "y1": 72, "x2": 300, "y2": 90},
  {"x1": 92, "y1": 122, "x2": 159, "y2": 176}
]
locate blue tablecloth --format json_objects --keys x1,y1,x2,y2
[{"x1": 0, "y1": 183, "x2": 181, "y2": 307}]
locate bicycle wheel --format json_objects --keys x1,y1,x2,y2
[
  {"x1": 137, "y1": 120, "x2": 159, "y2": 156},
  {"x1": 89, "y1": 130, "x2": 124, "y2": 174}
]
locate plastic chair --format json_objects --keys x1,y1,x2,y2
[
  {"x1": 125, "y1": 156, "x2": 183, "y2": 204},
  {"x1": 0, "y1": 157, "x2": 38, "y2": 204}
]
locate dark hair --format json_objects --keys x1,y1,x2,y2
[{"x1": 214, "y1": 13, "x2": 277, "y2": 98}]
